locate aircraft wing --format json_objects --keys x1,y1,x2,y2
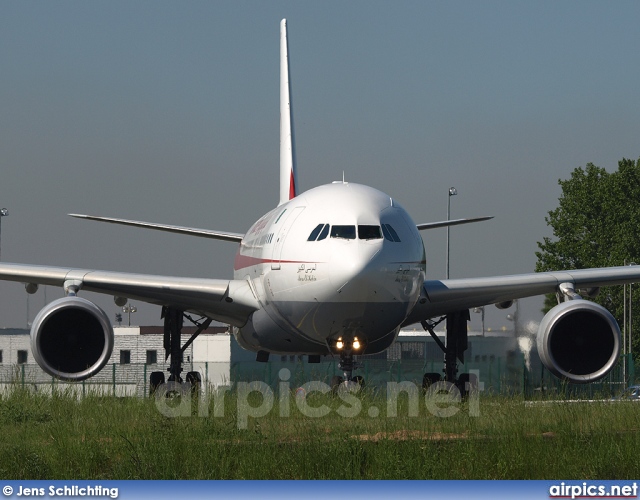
[
  {"x1": 0, "y1": 262, "x2": 259, "y2": 327},
  {"x1": 404, "y1": 265, "x2": 640, "y2": 325},
  {"x1": 416, "y1": 216, "x2": 493, "y2": 231},
  {"x1": 69, "y1": 214, "x2": 244, "y2": 243}
]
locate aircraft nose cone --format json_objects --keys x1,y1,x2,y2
[{"x1": 329, "y1": 241, "x2": 382, "y2": 295}]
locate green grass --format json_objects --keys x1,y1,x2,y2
[{"x1": 1, "y1": 385, "x2": 639, "y2": 479}]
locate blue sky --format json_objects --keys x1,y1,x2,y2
[{"x1": 1, "y1": 1, "x2": 639, "y2": 328}]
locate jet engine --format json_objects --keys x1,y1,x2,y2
[
  {"x1": 30, "y1": 296, "x2": 114, "y2": 381},
  {"x1": 537, "y1": 300, "x2": 620, "y2": 384}
]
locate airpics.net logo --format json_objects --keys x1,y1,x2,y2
[
  {"x1": 549, "y1": 482, "x2": 638, "y2": 499},
  {"x1": 153, "y1": 368, "x2": 483, "y2": 428}
]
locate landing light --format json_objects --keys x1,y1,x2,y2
[{"x1": 332, "y1": 336, "x2": 365, "y2": 352}]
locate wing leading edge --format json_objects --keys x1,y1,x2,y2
[
  {"x1": 416, "y1": 216, "x2": 493, "y2": 231},
  {"x1": 69, "y1": 214, "x2": 244, "y2": 243},
  {"x1": 0, "y1": 262, "x2": 258, "y2": 327},
  {"x1": 405, "y1": 265, "x2": 640, "y2": 325}
]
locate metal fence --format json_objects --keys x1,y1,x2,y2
[
  {"x1": 0, "y1": 352, "x2": 635, "y2": 399},
  {"x1": 230, "y1": 352, "x2": 635, "y2": 398}
]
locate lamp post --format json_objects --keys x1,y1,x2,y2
[
  {"x1": 629, "y1": 278, "x2": 633, "y2": 365},
  {"x1": 506, "y1": 300, "x2": 520, "y2": 337},
  {"x1": 623, "y1": 260, "x2": 636, "y2": 387},
  {"x1": 473, "y1": 307, "x2": 485, "y2": 337},
  {"x1": 0, "y1": 208, "x2": 8, "y2": 261},
  {"x1": 122, "y1": 304, "x2": 137, "y2": 326},
  {"x1": 446, "y1": 187, "x2": 457, "y2": 279}
]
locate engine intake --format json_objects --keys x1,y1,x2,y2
[
  {"x1": 537, "y1": 300, "x2": 620, "y2": 384},
  {"x1": 31, "y1": 297, "x2": 114, "y2": 381}
]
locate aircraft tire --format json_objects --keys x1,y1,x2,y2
[
  {"x1": 352, "y1": 375, "x2": 365, "y2": 388},
  {"x1": 149, "y1": 371, "x2": 165, "y2": 396},
  {"x1": 330, "y1": 375, "x2": 343, "y2": 392},
  {"x1": 457, "y1": 372, "x2": 478, "y2": 398},
  {"x1": 186, "y1": 371, "x2": 202, "y2": 395},
  {"x1": 422, "y1": 372, "x2": 441, "y2": 390}
]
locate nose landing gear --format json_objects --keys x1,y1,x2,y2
[{"x1": 329, "y1": 336, "x2": 366, "y2": 390}]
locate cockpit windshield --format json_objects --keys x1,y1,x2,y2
[
  {"x1": 307, "y1": 223, "x2": 330, "y2": 241},
  {"x1": 357, "y1": 225, "x2": 382, "y2": 240},
  {"x1": 330, "y1": 225, "x2": 356, "y2": 239},
  {"x1": 307, "y1": 224, "x2": 395, "y2": 241},
  {"x1": 381, "y1": 223, "x2": 401, "y2": 242}
]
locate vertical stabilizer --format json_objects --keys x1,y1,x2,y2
[{"x1": 279, "y1": 19, "x2": 298, "y2": 205}]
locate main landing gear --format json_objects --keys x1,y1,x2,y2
[
  {"x1": 421, "y1": 310, "x2": 477, "y2": 396},
  {"x1": 149, "y1": 307, "x2": 210, "y2": 396}
]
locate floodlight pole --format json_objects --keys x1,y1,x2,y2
[
  {"x1": 629, "y1": 262, "x2": 635, "y2": 384},
  {"x1": 123, "y1": 304, "x2": 137, "y2": 326},
  {"x1": 623, "y1": 260, "x2": 636, "y2": 388},
  {"x1": 473, "y1": 307, "x2": 485, "y2": 337},
  {"x1": 0, "y1": 208, "x2": 8, "y2": 261},
  {"x1": 446, "y1": 188, "x2": 457, "y2": 279}
]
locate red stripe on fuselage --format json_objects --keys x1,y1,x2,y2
[
  {"x1": 233, "y1": 252, "x2": 321, "y2": 271},
  {"x1": 234, "y1": 253, "x2": 274, "y2": 271}
]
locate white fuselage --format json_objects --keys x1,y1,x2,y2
[{"x1": 232, "y1": 182, "x2": 426, "y2": 355}]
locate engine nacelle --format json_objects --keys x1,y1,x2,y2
[
  {"x1": 31, "y1": 296, "x2": 114, "y2": 381},
  {"x1": 537, "y1": 300, "x2": 620, "y2": 384}
]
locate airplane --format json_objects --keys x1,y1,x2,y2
[{"x1": 0, "y1": 19, "x2": 637, "y2": 392}]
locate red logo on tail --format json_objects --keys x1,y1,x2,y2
[{"x1": 289, "y1": 170, "x2": 296, "y2": 199}]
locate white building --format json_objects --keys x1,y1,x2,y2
[{"x1": 0, "y1": 326, "x2": 231, "y2": 395}]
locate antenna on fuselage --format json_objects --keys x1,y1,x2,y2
[{"x1": 279, "y1": 19, "x2": 298, "y2": 206}]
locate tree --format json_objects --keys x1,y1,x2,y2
[{"x1": 535, "y1": 158, "x2": 640, "y2": 358}]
